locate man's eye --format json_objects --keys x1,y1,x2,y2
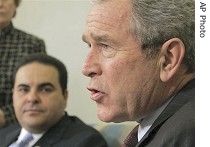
[
  {"x1": 101, "y1": 44, "x2": 109, "y2": 50},
  {"x1": 100, "y1": 43, "x2": 117, "y2": 58},
  {"x1": 41, "y1": 87, "x2": 53, "y2": 93},
  {"x1": 18, "y1": 87, "x2": 29, "y2": 93}
]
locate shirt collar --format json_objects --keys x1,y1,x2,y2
[
  {"x1": 18, "y1": 128, "x2": 45, "y2": 147},
  {"x1": 138, "y1": 96, "x2": 173, "y2": 141}
]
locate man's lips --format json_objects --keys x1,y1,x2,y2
[
  {"x1": 23, "y1": 106, "x2": 45, "y2": 114},
  {"x1": 24, "y1": 109, "x2": 43, "y2": 114},
  {"x1": 87, "y1": 87, "x2": 105, "y2": 101},
  {"x1": 0, "y1": 11, "x2": 5, "y2": 15}
]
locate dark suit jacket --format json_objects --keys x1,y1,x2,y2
[
  {"x1": 0, "y1": 113, "x2": 108, "y2": 147},
  {"x1": 135, "y1": 79, "x2": 195, "y2": 147}
]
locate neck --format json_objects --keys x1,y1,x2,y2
[
  {"x1": 170, "y1": 72, "x2": 195, "y2": 96},
  {"x1": 0, "y1": 22, "x2": 10, "y2": 30}
]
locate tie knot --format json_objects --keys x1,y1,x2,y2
[
  {"x1": 122, "y1": 125, "x2": 139, "y2": 147},
  {"x1": 19, "y1": 132, "x2": 33, "y2": 146},
  {"x1": 9, "y1": 132, "x2": 34, "y2": 147}
]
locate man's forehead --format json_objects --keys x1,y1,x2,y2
[
  {"x1": 87, "y1": 1, "x2": 131, "y2": 22},
  {"x1": 15, "y1": 63, "x2": 59, "y2": 82},
  {"x1": 87, "y1": 11, "x2": 123, "y2": 24}
]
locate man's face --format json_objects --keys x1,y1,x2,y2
[
  {"x1": 13, "y1": 62, "x2": 67, "y2": 133},
  {"x1": 0, "y1": 0, "x2": 16, "y2": 29},
  {"x1": 82, "y1": 0, "x2": 161, "y2": 123}
]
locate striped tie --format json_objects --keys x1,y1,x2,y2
[
  {"x1": 9, "y1": 132, "x2": 33, "y2": 147},
  {"x1": 122, "y1": 125, "x2": 139, "y2": 147}
]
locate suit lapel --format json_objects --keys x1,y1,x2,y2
[
  {"x1": 5, "y1": 127, "x2": 21, "y2": 147},
  {"x1": 34, "y1": 114, "x2": 71, "y2": 146},
  {"x1": 136, "y1": 79, "x2": 195, "y2": 147}
]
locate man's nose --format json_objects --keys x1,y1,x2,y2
[
  {"x1": 26, "y1": 90, "x2": 40, "y2": 103},
  {"x1": 82, "y1": 50, "x2": 101, "y2": 78}
]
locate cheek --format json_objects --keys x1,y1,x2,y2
[
  {"x1": 45, "y1": 96, "x2": 66, "y2": 112},
  {"x1": 13, "y1": 98, "x2": 23, "y2": 119},
  {"x1": 5, "y1": 5, "x2": 16, "y2": 16},
  {"x1": 104, "y1": 61, "x2": 138, "y2": 105},
  {"x1": 13, "y1": 94, "x2": 22, "y2": 108},
  {"x1": 107, "y1": 57, "x2": 155, "y2": 100},
  {"x1": 108, "y1": 59, "x2": 142, "y2": 86}
]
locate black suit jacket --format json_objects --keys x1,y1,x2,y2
[
  {"x1": 136, "y1": 79, "x2": 195, "y2": 147},
  {"x1": 0, "y1": 113, "x2": 108, "y2": 147}
]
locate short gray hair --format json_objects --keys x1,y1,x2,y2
[
  {"x1": 90, "y1": 0, "x2": 195, "y2": 71},
  {"x1": 130, "y1": 0, "x2": 194, "y2": 71}
]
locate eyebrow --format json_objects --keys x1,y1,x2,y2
[
  {"x1": 38, "y1": 83, "x2": 55, "y2": 89},
  {"x1": 82, "y1": 33, "x2": 115, "y2": 45},
  {"x1": 92, "y1": 33, "x2": 110, "y2": 43},
  {"x1": 17, "y1": 84, "x2": 29, "y2": 88},
  {"x1": 17, "y1": 83, "x2": 55, "y2": 89}
]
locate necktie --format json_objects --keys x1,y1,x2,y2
[
  {"x1": 9, "y1": 132, "x2": 33, "y2": 147},
  {"x1": 122, "y1": 125, "x2": 139, "y2": 147}
]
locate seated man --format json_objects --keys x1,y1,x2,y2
[{"x1": 0, "y1": 54, "x2": 107, "y2": 147}]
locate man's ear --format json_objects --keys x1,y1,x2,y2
[
  {"x1": 159, "y1": 38, "x2": 185, "y2": 82},
  {"x1": 63, "y1": 90, "x2": 68, "y2": 108}
]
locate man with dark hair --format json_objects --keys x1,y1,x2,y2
[
  {"x1": 0, "y1": 54, "x2": 107, "y2": 147},
  {"x1": 0, "y1": 0, "x2": 46, "y2": 128}
]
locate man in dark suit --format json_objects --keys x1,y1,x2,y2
[
  {"x1": 0, "y1": 54, "x2": 107, "y2": 147},
  {"x1": 136, "y1": 80, "x2": 194, "y2": 147},
  {"x1": 81, "y1": 0, "x2": 194, "y2": 146}
]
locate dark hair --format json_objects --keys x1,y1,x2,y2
[
  {"x1": 13, "y1": 0, "x2": 21, "y2": 18},
  {"x1": 14, "y1": 0, "x2": 21, "y2": 7},
  {"x1": 13, "y1": 54, "x2": 68, "y2": 94}
]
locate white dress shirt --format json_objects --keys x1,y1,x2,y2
[
  {"x1": 138, "y1": 97, "x2": 173, "y2": 141},
  {"x1": 17, "y1": 128, "x2": 45, "y2": 147}
]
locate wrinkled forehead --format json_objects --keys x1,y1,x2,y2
[{"x1": 87, "y1": 0, "x2": 132, "y2": 24}]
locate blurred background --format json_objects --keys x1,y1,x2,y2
[{"x1": 13, "y1": 0, "x2": 100, "y2": 124}]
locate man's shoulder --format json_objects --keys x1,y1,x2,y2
[
  {"x1": 40, "y1": 115, "x2": 107, "y2": 146},
  {"x1": 0, "y1": 123, "x2": 20, "y2": 134},
  {"x1": 0, "y1": 123, "x2": 20, "y2": 141},
  {"x1": 61, "y1": 115, "x2": 98, "y2": 132},
  {"x1": 13, "y1": 28, "x2": 44, "y2": 42},
  {"x1": 55, "y1": 114, "x2": 104, "y2": 138}
]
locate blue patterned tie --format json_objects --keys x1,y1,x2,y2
[{"x1": 9, "y1": 132, "x2": 33, "y2": 147}]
